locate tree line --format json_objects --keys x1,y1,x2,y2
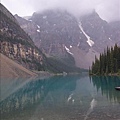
[{"x1": 90, "y1": 44, "x2": 120, "y2": 75}]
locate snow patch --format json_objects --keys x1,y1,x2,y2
[
  {"x1": 70, "y1": 45, "x2": 72, "y2": 48},
  {"x1": 77, "y1": 42, "x2": 80, "y2": 47},
  {"x1": 65, "y1": 46, "x2": 70, "y2": 51},
  {"x1": 65, "y1": 46, "x2": 73, "y2": 55},
  {"x1": 109, "y1": 37, "x2": 112, "y2": 41},
  {"x1": 79, "y1": 22, "x2": 94, "y2": 47},
  {"x1": 37, "y1": 30, "x2": 40, "y2": 32},
  {"x1": 37, "y1": 25, "x2": 40, "y2": 29},
  {"x1": 87, "y1": 40, "x2": 94, "y2": 47}
]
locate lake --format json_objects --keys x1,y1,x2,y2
[{"x1": 1, "y1": 75, "x2": 120, "y2": 120}]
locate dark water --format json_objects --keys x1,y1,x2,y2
[{"x1": 1, "y1": 75, "x2": 120, "y2": 120}]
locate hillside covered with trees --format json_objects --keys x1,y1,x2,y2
[{"x1": 90, "y1": 44, "x2": 120, "y2": 75}]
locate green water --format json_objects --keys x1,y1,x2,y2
[{"x1": 1, "y1": 75, "x2": 120, "y2": 120}]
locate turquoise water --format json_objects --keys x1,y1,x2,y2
[{"x1": 1, "y1": 75, "x2": 120, "y2": 120}]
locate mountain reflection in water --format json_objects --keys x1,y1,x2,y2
[{"x1": 1, "y1": 75, "x2": 120, "y2": 120}]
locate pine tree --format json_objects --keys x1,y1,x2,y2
[{"x1": 90, "y1": 44, "x2": 120, "y2": 75}]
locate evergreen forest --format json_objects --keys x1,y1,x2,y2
[{"x1": 90, "y1": 44, "x2": 120, "y2": 75}]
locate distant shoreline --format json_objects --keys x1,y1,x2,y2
[{"x1": 89, "y1": 73, "x2": 120, "y2": 76}]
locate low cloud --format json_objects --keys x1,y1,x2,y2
[
  {"x1": 31, "y1": 0, "x2": 120, "y2": 22},
  {"x1": 2, "y1": 0, "x2": 120, "y2": 22}
]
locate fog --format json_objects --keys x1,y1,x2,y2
[{"x1": 2, "y1": 0, "x2": 120, "y2": 22}]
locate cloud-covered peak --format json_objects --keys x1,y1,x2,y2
[{"x1": 2, "y1": 0, "x2": 120, "y2": 22}]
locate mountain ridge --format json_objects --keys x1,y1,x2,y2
[{"x1": 15, "y1": 9, "x2": 120, "y2": 69}]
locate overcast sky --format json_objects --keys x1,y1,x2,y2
[{"x1": 1, "y1": 0, "x2": 120, "y2": 22}]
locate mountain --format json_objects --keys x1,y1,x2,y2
[
  {"x1": 15, "y1": 9, "x2": 120, "y2": 69},
  {"x1": 15, "y1": 10, "x2": 86, "y2": 68},
  {"x1": 0, "y1": 4, "x2": 81, "y2": 77},
  {"x1": 0, "y1": 3, "x2": 46, "y2": 72},
  {"x1": 15, "y1": 10, "x2": 89, "y2": 57},
  {"x1": 80, "y1": 11, "x2": 118, "y2": 52}
]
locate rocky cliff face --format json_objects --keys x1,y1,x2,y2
[
  {"x1": 15, "y1": 9, "x2": 120, "y2": 69},
  {"x1": 0, "y1": 4, "x2": 44, "y2": 71},
  {"x1": 0, "y1": 4, "x2": 81, "y2": 74}
]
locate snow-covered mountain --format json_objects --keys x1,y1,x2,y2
[{"x1": 15, "y1": 10, "x2": 120, "y2": 69}]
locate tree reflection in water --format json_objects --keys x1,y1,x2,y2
[
  {"x1": 0, "y1": 75, "x2": 79, "y2": 116},
  {"x1": 91, "y1": 76, "x2": 120, "y2": 103}
]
